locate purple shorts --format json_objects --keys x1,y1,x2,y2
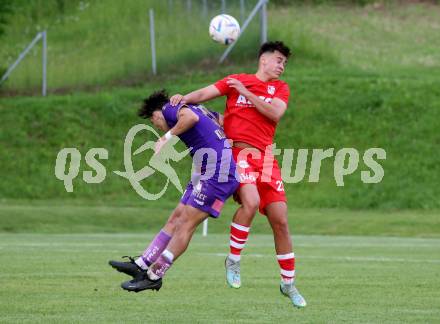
[{"x1": 180, "y1": 177, "x2": 239, "y2": 218}]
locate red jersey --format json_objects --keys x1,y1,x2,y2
[{"x1": 214, "y1": 73, "x2": 290, "y2": 151}]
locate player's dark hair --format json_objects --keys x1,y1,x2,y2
[
  {"x1": 138, "y1": 89, "x2": 169, "y2": 119},
  {"x1": 258, "y1": 41, "x2": 291, "y2": 59}
]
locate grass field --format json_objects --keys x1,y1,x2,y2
[
  {"x1": 0, "y1": 232, "x2": 439, "y2": 323},
  {"x1": 1, "y1": 200, "x2": 439, "y2": 237}
]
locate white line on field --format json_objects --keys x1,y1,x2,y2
[
  {"x1": 1, "y1": 241, "x2": 439, "y2": 248},
  {"x1": 1, "y1": 233, "x2": 439, "y2": 243},
  {"x1": 0, "y1": 271, "x2": 103, "y2": 278},
  {"x1": 0, "y1": 239, "x2": 440, "y2": 249},
  {"x1": 0, "y1": 243, "x2": 133, "y2": 247},
  {"x1": 199, "y1": 253, "x2": 440, "y2": 264}
]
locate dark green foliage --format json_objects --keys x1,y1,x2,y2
[
  {"x1": 0, "y1": 0, "x2": 13, "y2": 88},
  {"x1": 271, "y1": 0, "x2": 378, "y2": 5},
  {"x1": 0, "y1": 0, "x2": 13, "y2": 36},
  {"x1": 55, "y1": 0, "x2": 65, "y2": 14},
  {"x1": 0, "y1": 67, "x2": 5, "y2": 85}
]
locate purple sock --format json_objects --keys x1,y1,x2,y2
[
  {"x1": 150, "y1": 252, "x2": 173, "y2": 278},
  {"x1": 141, "y1": 230, "x2": 172, "y2": 266}
]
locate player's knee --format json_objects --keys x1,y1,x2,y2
[
  {"x1": 176, "y1": 209, "x2": 197, "y2": 230},
  {"x1": 173, "y1": 209, "x2": 183, "y2": 220},
  {"x1": 240, "y1": 193, "x2": 260, "y2": 215},
  {"x1": 165, "y1": 205, "x2": 184, "y2": 232},
  {"x1": 242, "y1": 199, "x2": 259, "y2": 215},
  {"x1": 271, "y1": 217, "x2": 289, "y2": 233},
  {"x1": 237, "y1": 186, "x2": 260, "y2": 215}
]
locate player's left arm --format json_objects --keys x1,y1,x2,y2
[
  {"x1": 226, "y1": 78, "x2": 287, "y2": 123},
  {"x1": 155, "y1": 107, "x2": 199, "y2": 154}
]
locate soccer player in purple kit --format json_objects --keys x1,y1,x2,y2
[{"x1": 109, "y1": 89, "x2": 238, "y2": 292}]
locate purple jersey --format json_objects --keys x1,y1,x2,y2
[
  {"x1": 162, "y1": 103, "x2": 235, "y2": 181},
  {"x1": 162, "y1": 103, "x2": 227, "y2": 156},
  {"x1": 162, "y1": 103, "x2": 239, "y2": 217}
]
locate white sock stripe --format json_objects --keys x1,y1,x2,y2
[
  {"x1": 280, "y1": 269, "x2": 295, "y2": 277},
  {"x1": 277, "y1": 253, "x2": 295, "y2": 260},
  {"x1": 147, "y1": 269, "x2": 160, "y2": 281},
  {"x1": 230, "y1": 240, "x2": 245, "y2": 249},
  {"x1": 231, "y1": 223, "x2": 250, "y2": 232},
  {"x1": 228, "y1": 253, "x2": 241, "y2": 262},
  {"x1": 230, "y1": 234, "x2": 248, "y2": 243},
  {"x1": 135, "y1": 257, "x2": 148, "y2": 270},
  {"x1": 162, "y1": 249, "x2": 174, "y2": 263}
]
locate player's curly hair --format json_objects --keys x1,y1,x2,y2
[
  {"x1": 258, "y1": 41, "x2": 291, "y2": 59},
  {"x1": 138, "y1": 89, "x2": 169, "y2": 119}
]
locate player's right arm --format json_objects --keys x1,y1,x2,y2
[
  {"x1": 170, "y1": 85, "x2": 221, "y2": 106},
  {"x1": 169, "y1": 106, "x2": 200, "y2": 136}
]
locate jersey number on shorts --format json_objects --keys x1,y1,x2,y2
[{"x1": 276, "y1": 180, "x2": 285, "y2": 192}]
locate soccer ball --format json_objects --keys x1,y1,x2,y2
[{"x1": 209, "y1": 14, "x2": 240, "y2": 45}]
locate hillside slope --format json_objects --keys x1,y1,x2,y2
[{"x1": 1, "y1": 2, "x2": 439, "y2": 209}]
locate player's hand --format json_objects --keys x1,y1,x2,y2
[
  {"x1": 170, "y1": 94, "x2": 186, "y2": 106},
  {"x1": 226, "y1": 78, "x2": 247, "y2": 94},
  {"x1": 154, "y1": 137, "x2": 168, "y2": 155},
  {"x1": 218, "y1": 113, "x2": 224, "y2": 127}
]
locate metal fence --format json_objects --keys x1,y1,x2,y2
[
  {"x1": 1, "y1": 0, "x2": 268, "y2": 96},
  {"x1": 1, "y1": 30, "x2": 47, "y2": 96}
]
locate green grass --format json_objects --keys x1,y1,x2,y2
[
  {"x1": 272, "y1": 3, "x2": 440, "y2": 76},
  {"x1": 0, "y1": 200, "x2": 439, "y2": 237},
  {"x1": 0, "y1": 232, "x2": 439, "y2": 323},
  {"x1": 1, "y1": 3, "x2": 440, "y2": 208},
  {"x1": 1, "y1": 71, "x2": 439, "y2": 209}
]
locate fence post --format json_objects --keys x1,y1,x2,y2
[
  {"x1": 0, "y1": 32, "x2": 43, "y2": 85},
  {"x1": 187, "y1": 0, "x2": 192, "y2": 13},
  {"x1": 149, "y1": 9, "x2": 157, "y2": 75},
  {"x1": 42, "y1": 30, "x2": 47, "y2": 96},
  {"x1": 219, "y1": 0, "x2": 268, "y2": 63},
  {"x1": 202, "y1": 0, "x2": 207, "y2": 17},
  {"x1": 202, "y1": 218, "x2": 208, "y2": 237},
  {"x1": 260, "y1": 0, "x2": 267, "y2": 44}
]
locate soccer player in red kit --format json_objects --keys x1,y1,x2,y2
[{"x1": 170, "y1": 41, "x2": 306, "y2": 308}]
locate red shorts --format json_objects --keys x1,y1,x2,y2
[{"x1": 232, "y1": 147, "x2": 287, "y2": 215}]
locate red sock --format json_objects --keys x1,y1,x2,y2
[
  {"x1": 277, "y1": 252, "x2": 295, "y2": 284},
  {"x1": 229, "y1": 222, "x2": 250, "y2": 261}
]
